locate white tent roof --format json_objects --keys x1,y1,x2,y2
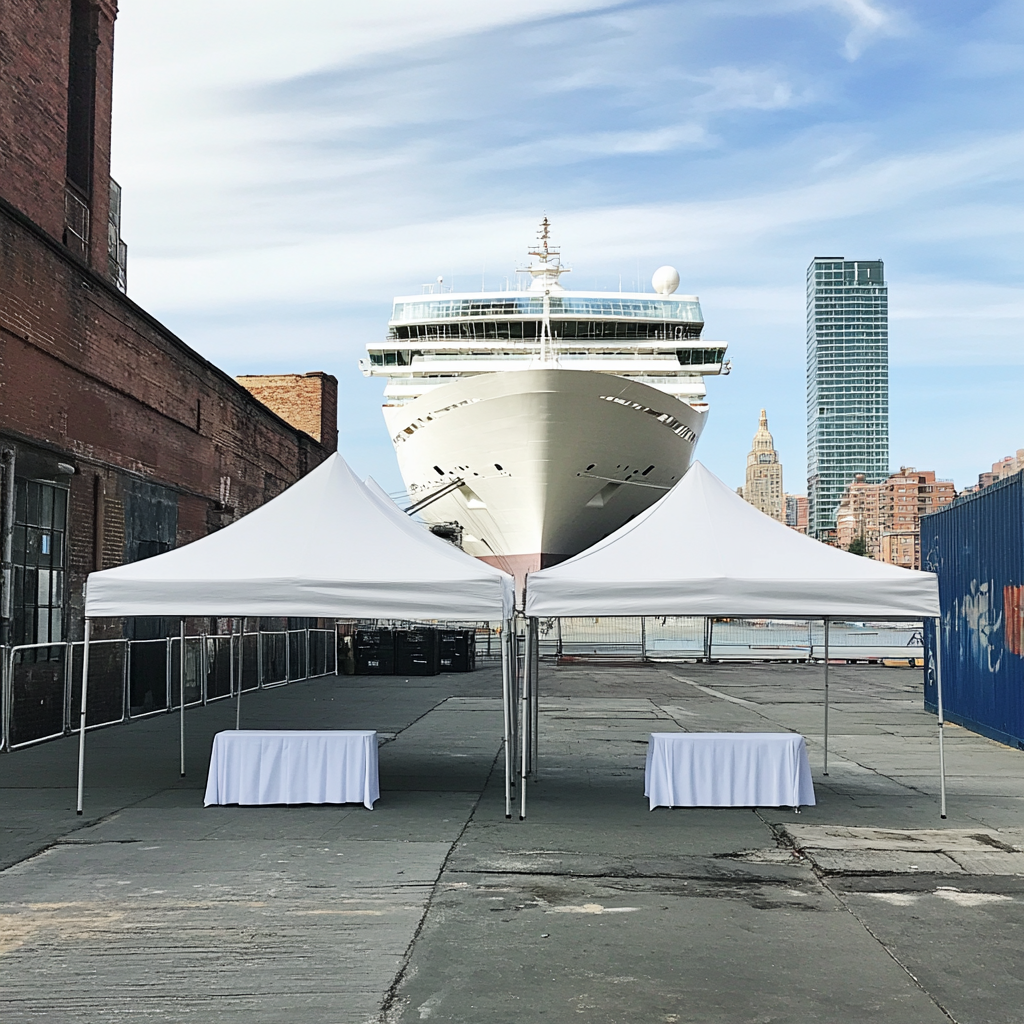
[
  {"x1": 525, "y1": 462, "x2": 939, "y2": 619},
  {"x1": 86, "y1": 454, "x2": 514, "y2": 620}
]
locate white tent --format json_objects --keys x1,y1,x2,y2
[
  {"x1": 520, "y1": 462, "x2": 947, "y2": 819},
  {"x1": 77, "y1": 454, "x2": 517, "y2": 815},
  {"x1": 87, "y1": 453, "x2": 514, "y2": 621},
  {"x1": 525, "y1": 462, "x2": 939, "y2": 619}
]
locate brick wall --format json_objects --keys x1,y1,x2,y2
[
  {"x1": 0, "y1": 199, "x2": 337, "y2": 639},
  {"x1": 236, "y1": 373, "x2": 339, "y2": 452}
]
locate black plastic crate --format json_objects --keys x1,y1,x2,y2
[
  {"x1": 438, "y1": 629, "x2": 476, "y2": 672},
  {"x1": 395, "y1": 629, "x2": 440, "y2": 676},
  {"x1": 354, "y1": 629, "x2": 395, "y2": 675}
]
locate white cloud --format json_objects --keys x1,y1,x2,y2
[
  {"x1": 775, "y1": 0, "x2": 906, "y2": 60},
  {"x1": 127, "y1": 130, "x2": 1024, "y2": 314}
]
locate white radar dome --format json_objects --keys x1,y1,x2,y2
[{"x1": 652, "y1": 266, "x2": 680, "y2": 295}]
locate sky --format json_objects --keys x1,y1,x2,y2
[{"x1": 109, "y1": 0, "x2": 1024, "y2": 496}]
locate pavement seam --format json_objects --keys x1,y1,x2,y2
[
  {"x1": 375, "y1": 731, "x2": 505, "y2": 1023},
  {"x1": 761, "y1": 812, "x2": 962, "y2": 1024},
  {"x1": 666, "y1": 674, "x2": 767, "y2": 712}
]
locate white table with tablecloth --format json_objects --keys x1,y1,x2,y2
[
  {"x1": 204, "y1": 730, "x2": 379, "y2": 809},
  {"x1": 644, "y1": 732, "x2": 815, "y2": 809}
]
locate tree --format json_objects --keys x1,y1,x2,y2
[{"x1": 847, "y1": 532, "x2": 869, "y2": 557}]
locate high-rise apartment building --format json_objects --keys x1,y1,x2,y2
[
  {"x1": 806, "y1": 257, "x2": 889, "y2": 540},
  {"x1": 743, "y1": 409, "x2": 784, "y2": 521}
]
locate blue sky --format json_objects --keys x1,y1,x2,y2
[{"x1": 111, "y1": 0, "x2": 1024, "y2": 495}]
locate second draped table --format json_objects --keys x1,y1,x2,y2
[{"x1": 645, "y1": 732, "x2": 815, "y2": 810}]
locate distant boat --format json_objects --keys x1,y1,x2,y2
[{"x1": 360, "y1": 219, "x2": 730, "y2": 584}]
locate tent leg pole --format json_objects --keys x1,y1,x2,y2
[
  {"x1": 179, "y1": 620, "x2": 186, "y2": 777},
  {"x1": 76, "y1": 618, "x2": 92, "y2": 815},
  {"x1": 501, "y1": 619, "x2": 512, "y2": 819},
  {"x1": 236, "y1": 617, "x2": 244, "y2": 730},
  {"x1": 531, "y1": 617, "x2": 539, "y2": 779},
  {"x1": 823, "y1": 617, "x2": 830, "y2": 777},
  {"x1": 520, "y1": 620, "x2": 530, "y2": 820},
  {"x1": 936, "y1": 616, "x2": 947, "y2": 819}
]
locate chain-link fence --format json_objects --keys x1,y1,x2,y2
[
  {"x1": 537, "y1": 616, "x2": 923, "y2": 663},
  {"x1": 1, "y1": 626, "x2": 337, "y2": 751}
]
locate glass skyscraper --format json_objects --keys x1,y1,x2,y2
[{"x1": 806, "y1": 257, "x2": 889, "y2": 540}]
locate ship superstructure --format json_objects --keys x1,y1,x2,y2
[{"x1": 360, "y1": 220, "x2": 729, "y2": 586}]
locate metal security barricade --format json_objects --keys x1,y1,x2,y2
[
  {"x1": 710, "y1": 619, "x2": 814, "y2": 661},
  {"x1": 168, "y1": 636, "x2": 204, "y2": 708},
  {"x1": 307, "y1": 629, "x2": 334, "y2": 678},
  {"x1": 261, "y1": 631, "x2": 288, "y2": 687},
  {"x1": 0, "y1": 626, "x2": 347, "y2": 753},
  {"x1": 641, "y1": 617, "x2": 705, "y2": 659},
  {"x1": 557, "y1": 617, "x2": 644, "y2": 658},
  {"x1": 287, "y1": 630, "x2": 307, "y2": 681},
  {"x1": 239, "y1": 632, "x2": 260, "y2": 692},
  {"x1": 69, "y1": 639, "x2": 128, "y2": 733},
  {"x1": 127, "y1": 638, "x2": 170, "y2": 718},
  {"x1": 205, "y1": 635, "x2": 234, "y2": 701},
  {"x1": 808, "y1": 620, "x2": 923, "y2": 662},
  {"x1": 7, "y1": 643, "x2": 69, "y2": 749}
]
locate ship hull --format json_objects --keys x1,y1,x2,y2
[{"x1": 384, "y1": 369, "x2": 706, "y2": 588}]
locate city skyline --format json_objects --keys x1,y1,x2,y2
[{"x1": 107, "y1": 2, "x2": 1024, "y2": 495}]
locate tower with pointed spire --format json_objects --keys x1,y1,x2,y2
[{"x1": 744, "y1": 409, "x2": 784, "y2": 521}]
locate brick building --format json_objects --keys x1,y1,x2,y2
[
  {"x1": 0, "y1": 0, "x2": 337, "y2": 646},
  {"x1": 960, "y1": 449, "x2": 1024, "y2": 494},
  {"x1": 835, "y1": 468, "x2": 956, "y2": 568},
  {"x1": 835, "y1": 475, "x2": 882, "y2": 558}
]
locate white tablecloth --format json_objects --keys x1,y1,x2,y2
[
  {"x1": 204, "y1": 730, "x2": 379, "y2": 809},
  {"x1": 644, "y1": 732, "x2": 815, "y2": 809}
]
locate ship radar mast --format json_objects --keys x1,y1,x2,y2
[
  {"x1": 517, "y1": 218, "x2": 571, "y2": 364},
  {"x1": 518, "y1": 217, "x2": 570, "y2": 293}
]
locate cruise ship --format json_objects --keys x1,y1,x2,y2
[{"x1": 359, "y1": 221, "x2": 729, "y2": 587}]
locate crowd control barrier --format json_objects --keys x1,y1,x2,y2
[{"x1": 0, "y1": 627, "x2": 337, "y2": 752}]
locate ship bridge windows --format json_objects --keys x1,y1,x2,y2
[
  {"x1": 676, "y1": 347, "x2": 726, "y2": 366},
  {"x1": 368, "y1": 349, "x2": 418, "y2": 366},
  {"x1": 390, "y1": 296, "x2": 703, "y2": 323}
]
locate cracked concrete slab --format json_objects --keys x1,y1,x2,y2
[{"x1": 3, "y1": 660, "x2": 1024, "y2": 1022}]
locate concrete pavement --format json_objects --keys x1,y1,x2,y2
[{"x1": 1, "y1": 661, "x2": 1022, "y2": 1022}]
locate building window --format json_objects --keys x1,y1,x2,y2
[
  {"x1": 66, "y1": 0, "x2": 99, "y2": 197},
  {"x1": 11, "y1": 480, "x2": 68, "y2": 646}
]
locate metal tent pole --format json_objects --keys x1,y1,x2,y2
[
  {"x1": 236, "y1": 617, "x2": 244, "y2": 730},
  {"x1": 520, "y1": 617, "x2": 532, "y2": 819},
  {"x1": 76, "y1": 618, "x2": 93, "y2": 815},
  {"x1": 936, "y1": 616, "x2": 947, "y2": 819},
  {"x1": 501, "y1": 619, "x2": 512, "y2": 819},
  {"x1": 179, "y1": 619, "x2": 186, "y2": 777},
  {"x1": 823, "y1": 617, "x2": 830, "y2": 777},
  {"x1": 531, "y1": 617, "x2": 539, "y2": 777}
]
